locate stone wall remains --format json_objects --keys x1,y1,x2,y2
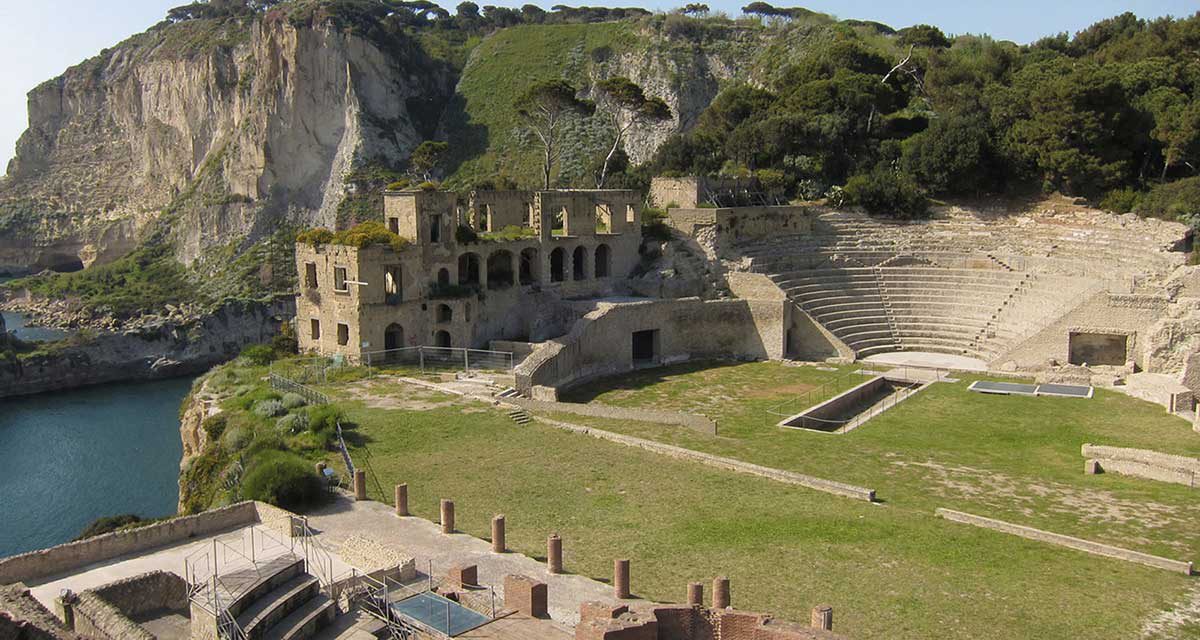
[
  {"x1": 514, "y1": 298, "x2": 785, "y2": 394},
  {"x1": 665, "y1": 206, "x2": 816, "y2": 258},
  {"x1": 0, "y1": 502, "x2": 259, "y2": 586},
  {"x1": 71, "y1": 571, "x2": 188, "y2": 640},
  {"x1": 1082, "y1": 444, "x2": 1199, "y2": 487},
  {"x1": 935, "y1": 508, "x2": 1193, "y2": 575},
  {"x1": 510, "y1": 398, "x2": 717, "y2": 435}
]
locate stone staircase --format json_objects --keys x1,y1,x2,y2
[{"x1": 194, "y1": 556, "x2": 336, "y2": 640}]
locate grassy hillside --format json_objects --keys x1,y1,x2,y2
[{"x1": 444, "y1": 22, "x2": 640, "y2": 189}]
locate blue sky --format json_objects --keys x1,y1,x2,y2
[{"x1": 0, "y1": 1, "x2": 1195, "y2": 174}]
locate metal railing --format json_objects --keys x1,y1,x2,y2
[
  {"x1": 779, "y1": 382, "x2": 925, "y2": 434},
  {"x1": 765, "y1": 370, "x2": 873, "y2": 419},
  {"x1": 269, "y1": 372, "x2": 331, "y2": 405},
  {"x1": 360, "y1": 346, "x2": 514, "y2": 374}
]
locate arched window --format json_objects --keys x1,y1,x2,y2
[
  {"x1": 572, "y1": 246, "x2": 588, "y2": 280},
  {"x1": 594, "y1": 244, "x2": 611, "y2": 278},
  {"x1": 437, "y1": 268, "x2": 450, "y2": 287},
  {"x1": 550, "y1": 247, "x2": 566, "y2": 283},
  {"x1": 487, "y1": 250, "x2": 515, "y2": 290},
  {"x1": 435, "y1": 330, "x2": 452, "y2": 348},
  {"x1": 437, "y1": 304, "x2": 453, "y2": 323}
]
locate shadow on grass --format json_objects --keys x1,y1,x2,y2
[{"x1": 561, "y1": 359, "x2": 744, "y2": 404}]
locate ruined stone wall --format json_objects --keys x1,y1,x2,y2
[
  {"x1": 515, "y1": 298, "x2": 784, "y2": 393},
  {"x1": 509, "y1": 397, "x2": 717, "y2": 434},
  {"x1": 1083, "y1": 444, "x2": 1199, "y2": 487},
  {"x1": 468, "y1": 190, "x2": 532, "y2": 231},
  {"x1": 649, "y1": 176, "x2": 704, "y2": 209},
  {"x1": 0, "y1": 502, "x2": 258, "y2": 585},
  {"x1": 666, "y1": 207, "x2": 817, "y2": 258},
  {"x1": 995, "y1": 292, "x2": 1170, "y2": 370}
]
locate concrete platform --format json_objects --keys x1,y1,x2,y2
[{"x1": 861, "y1": 351, "x2": 988, "y2": 373}]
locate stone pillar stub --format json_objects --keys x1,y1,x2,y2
[
  {"x1": 687, "y1": 582, "x2": 703, "y2": 606},
  {"x1": 395, "y1": 483, "x2": 409, "y2": 516},
  {"x1": 712, "y1": 576, "x2": 730, "y2": 609},
  {"x1": 492, "y1": 515, "x2": 506, "y2": 553},
  {"x1": 811, "y1": 605, "x2": 833, "y2": 631},
  {"x1": 441, "y1": 499, "x2": 455, "y2": 534},
  {"x1": 614, "y1": 559, "x2": 631, "y2": 599},
  {"x1": 548, "y1": 534, "x2": 563, "y2": 574},
  {"x1": 353, "y1": 470, "x2": 367, "y2": 501}
]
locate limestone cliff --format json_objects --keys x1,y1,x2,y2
[{"x1": 0, "y1": 16, "x2": 451, "y2": 272}]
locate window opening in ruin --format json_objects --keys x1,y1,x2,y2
[
  {"x1": 435, "y1": 330, "x2": 452, "y2": 348},
  {"x1": 385, "y1": 265, "x2": 402, "y2": 304},
  {"x1": 572, "y1": 246, "x2": 587, "y2": 280},
  {"x1": 458, "y1": 253, "x2": 481, "y2": 286},
  {"x1": 526, "y1": 203, "x2": 535, "y2": 227},
  {"x1": 596, "y1": 204, "x2": 611, "y2": 233},
  {"x1": 595, "y1": 244, "x2": 611, "y2": 278},
  {"x1": 487, "y1": 250, "x2": 515, "y2": 290},
  {"x1": 311, "y1": 319, "x2": 321, "y2": 340},
  {"x1": 304, "y1": 263, "x2": 318, "y2": 288},
  {"x1": 550, "y1": 248, "x2": 565, "y2": 282},
  {"x1": 430, "y1": 215, "x2": 442, "y2": 243},
  {"x1": 626, "y1": 205, "x2": 636, "y2": 224},
  {"x1": 334, "y1": 267, "x2": 348, "y2": 292},
  {"x1": 481, "y1": 205, "x2": 491, "y2": 232},
  {"x1": 337, "y1": 323, "x2": 350, "y2": 346},
  {"x1": 632, "y1": 329, "x2": 659, "y2": 363},
  {"x1": 437, "y1": 268, "x2": 451, "y2": 287},
  {"x1": 437, "y1": 304, "x2": 453, "y2": 323},
  {"x1": 520, "y1": 248, "x2": 539, "y2": 285},
  {"x1": 385, "y1": 324, "x2": 404, "y2": 351},
  {"x1": 553, "y1": 207, "x2": 566, "y2": 236},
  {"x1": 388, "y1": 217, "x2": 400, "y2": 235}
]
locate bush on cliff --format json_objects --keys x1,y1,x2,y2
[
  {"x1": 76, "y1": 514, "x2": 144, "y2": 540},
  {"x1": 843, "y1": 167, "x2": 930, "y2": 220},
  {"x1": 241, "y1": 451, "x2": 324, "y2": 510}
]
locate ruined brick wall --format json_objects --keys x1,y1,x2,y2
[
  {"x1": 90, "y1": 571, "x2": 188, "y2": 619},
  {"x1": 665, "y1": 207, "x2": 817, "y2": 258},
  {"x1": 1083, "y1": 444, "x2": 1199, "y2": 487}
]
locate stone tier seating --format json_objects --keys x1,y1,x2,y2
[
  {"x1": 771, "y1": 266, "x2": 1097, "y2": 361},
  {"x1": 197, "y1": 556, "x2": 336, "y2": 640}
]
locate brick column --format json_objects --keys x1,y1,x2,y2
[
  {"x1": 440, "y1": 499, "x2": 455, "y2": 534},
  {"x1": 687, "y1": 582, "x2": 703, "y2": 606},
  {"x1": 712, "y1": 576, "x2": 730, "y2": 609},
  {"x1": 492, "y1": 515, "x2": 506, "y2": 553},
  {"x1": 395, "y1": 483, "x2": 409, "y2": 516},
  {"x1": 547, "y1": 534, "x2": 563, "y2": 574},
  {"x1": 504, "y1": 575, "x2": 548, "y2": 618},
  {"x1": 353, "y1": 470, "x2": 367, "y2": 501},
  {"x1": 811, "y1": 605, "x2": 833, "y2": 631},
  {"x1": 613, "y1": 559, "x2": 630, "y2": 599}
]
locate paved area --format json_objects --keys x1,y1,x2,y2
[
  {"x1": 305, "y1": 494, "x2": 646, "y2": 627},
  {"x1": 862, "y1": 351, "x2": 988, "y2": 372}
]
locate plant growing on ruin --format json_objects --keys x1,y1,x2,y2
[
  {"x1": 515, "y1": 80, "x2": 595, "y2": 189},
  {"x1": 408, "y1": 141, "x2": 449, "y2": 182},
  {"x1": 592, "y1": 77, "x2": 671, "y2": 188}
]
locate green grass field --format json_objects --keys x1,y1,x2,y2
[{"x1": 322, "y1": 363, "x2": 1200, "y2": 640}]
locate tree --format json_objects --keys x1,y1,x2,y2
[
  {"x1": 408, "y1": 141, "x2": 448, "y2": 181},
  {"x1": 682, "y1": 3, "x2": 709, "y2": 16},
  {"x1": 898, "y1": 24, "x2": 951, "y2": 49},
  {"x1": 592, "y1": 77, "x2": 672, "y2": 187},
  {"x1": 515, "y1": 80, "x2": 595, "y2": 189}
]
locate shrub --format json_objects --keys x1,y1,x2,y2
[
  {"x1": 253, "y1": 399, "x2": 286, "y2": 418},
  {"x1": 1100, "y1": 187, "x2": 1142, "y2": 214},
  {"x1": 280, "y1": 393, "x2": 307, "y2": 410},
  {"x1": 296, "y1": 228, "x2": 334, "y2": 246},
  {"x1": 202, "y1": 414, "x2": 228, "y2": 441},
  {"x1": 241, "y1": 451, "x2": 324, "y2": 510},
  {"x1": 456, "y1": 225, "x2": 480, "y2": 244},
  {"x1": 240, "y1": 344, "x2": 277, "y2": 366},
  {"x1": 276, "y1": 412, "x2": 310, "y2": 433},
  {"x1": 271, "y1": 332, "x2": 297, "y2": 356},
  {"x1": 233, "y1": 388, "x2": 280, "y2": 410},
  {"x1": 221, "y1": 425, "x2": 253, "y2": 451},
  {"x1": 75, "y1": 514, "x2": 143, "y2": 541},
  {"x1": 307, "y1": 404, "x2": 344, "y2": 434},
  {"x1": 416, "y1": 181, "x2": 440, "y2": 191},
  {"x1": 385, "y1": 178, "x2": 412, "y2": 191},
  {"x1": 843, "y1": 168, "x2": 929, "y2": 220},
  {"x1": 1136, "y1": 177, "x2": 1200, "y2": 227}
]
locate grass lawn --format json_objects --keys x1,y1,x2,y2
[{"x1": 323, "y1": 368, "x2": 1199, "y2": 640}]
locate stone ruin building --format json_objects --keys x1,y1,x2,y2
[{"x1": 295, "y1": 179, "x2": 1200, "y2": 414}]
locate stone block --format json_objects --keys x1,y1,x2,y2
[
  {"x1": 504, "y1": 575, "x2": 548, "y2": 618},
  {"x1": 448, "y1": 564, "x2": 477, "y2": 587}
]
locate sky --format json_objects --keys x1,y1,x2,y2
[{"x1": 0, "y1": 1, "x2": 1195, "y2": 174}]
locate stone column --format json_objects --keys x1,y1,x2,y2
[
  {"x1": 395, "y1": 483, "x2": 409, "y2": 516},
  {"x1": 811, "y1": 605, "x2": 833, "y2": 631},
  {"x1": 440, "y1": 499, "x2": 455, "y2": 534},
  {"x1": 613, "y1": 559, "x2": 630, "y2": 599},
  {"x1": 687, "y1": 582, "x2": 703, "y2": 606},
  {"x1": 547, "y1": 534, "x2": 563, "y2": 574},
  {"x1": 712, "y1": 576, "x2": 730, "y2": 609},
  {"x1": 492, "y1": 515, "x2": 506, "y2": 553},
  {"x1": 353, "y1": 470, "x2": 367, "y2": 501}
]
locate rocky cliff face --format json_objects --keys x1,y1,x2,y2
[{"x1": 0, "y1": 16, "x2": 452, "y2": 271}]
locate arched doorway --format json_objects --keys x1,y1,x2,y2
[
  {"x1": 594, "y1": 244, "x2": 611, "y2": 278},
  {"x1": 437, "y1": 268, "x2": 450, "y2": 287},
  {"x1": 550, "y1": 247, "x2": 566, "y2": 283},
  {"x1": 487, "y1": 250, "x2": 514, "y2": 290},
  {"x1": 458, "y1": 253, "x2": 481, "y2": 286},
  {"x1": 520, "y1": 248, "x2": 539, "y2": 285},
  {"x1": 572, "y1": 246, "x2": 588, "y2": 280},
  {"x1": 435, "y1": 330, "x2": 452, "y2": 348},
  {"x1": 384, "y1": 324, "x2": 404, "y2": 351}
]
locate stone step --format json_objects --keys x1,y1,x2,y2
[
  {"x1": 237, "y1": 575, "x2": 321, "y2": 639},
  {"x1": 261, "y1": 593, "x2": 336, "y2": 640}
]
